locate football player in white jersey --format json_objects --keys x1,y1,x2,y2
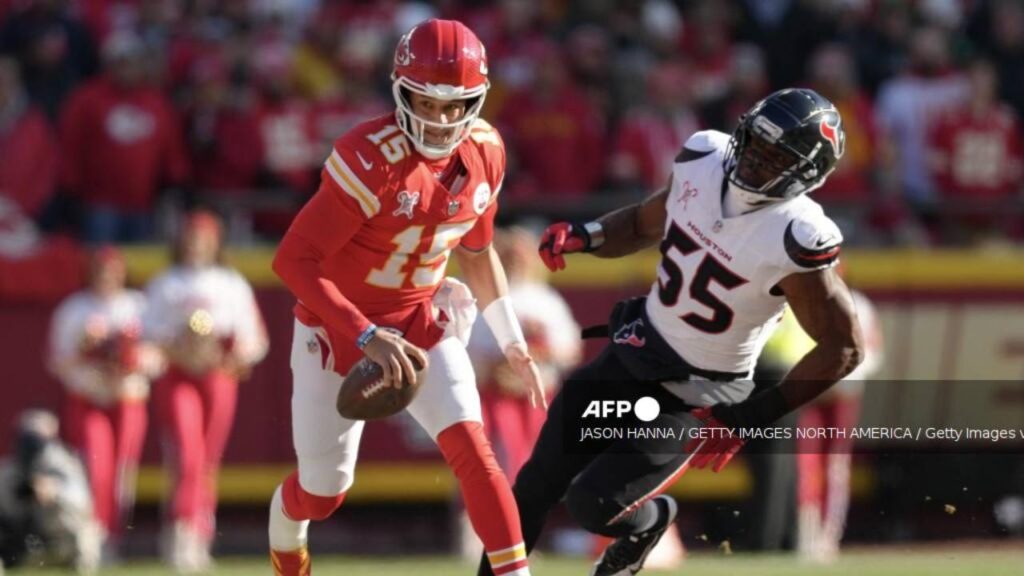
[{"x1": 477, "y1": 88, "x2": 865, "y2": 576}]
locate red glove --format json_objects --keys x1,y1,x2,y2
[
  {"x1": 537, "y1": 222, "x2": 589, "y2": 271},
  {"x1": 684, "y1": 407, "x2": 745, "y2": 473}
]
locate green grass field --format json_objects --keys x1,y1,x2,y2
[{"x1": 11, "y1": 549, "x2": 1024, "y2": 576}]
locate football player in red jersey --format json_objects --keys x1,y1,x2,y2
[{"x1": 268, "y1": 20, "x2": 543, "y2": 576}]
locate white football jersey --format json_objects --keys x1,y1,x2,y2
[
  {"x1": 144, "y1": 265, "x2": 269, "y2": 366},
  {"x1": 646, "y1": 130, "x2": 842, "y2": 377},
  {"x1": 48, "y1": 289, "x2": 149, "y2": 403}
]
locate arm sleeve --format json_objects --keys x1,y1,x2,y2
[
  {"x1": 460, "y1": 124, "x2": 504, "y2": 251},
  {"x1": 763, "y1": 210, "x2": 844, "y2": 295},
  {"x1": 780, "y1": 216, "x2": 843, "y2": 272},
  {"x1": 460, "y1": 199, "x2": 498, "y2": 251},
  {"x1": 271, "y1": 170, "x2": 375, "y2": 342}
]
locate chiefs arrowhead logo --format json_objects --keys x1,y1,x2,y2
[
  {"x1": 395, "y1": 30, "x2": 414, "y2": 67},
  {"x1": 819, "y1": 117, "x2": 842, "y2": 156}
]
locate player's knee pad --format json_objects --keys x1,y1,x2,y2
[
  {"x1": 565, "y1": 482, "x2": 621, "y2": 537},
  {"x1": 437, "y1": 421, "x2": 502, "y2": 482},
  {"x1": 281, "y1": 471, "x2": 346, "y2": 522}
]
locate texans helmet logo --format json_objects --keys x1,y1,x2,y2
[{"x1": 819, "y1": 117, "x2": 842, "y2": 156}]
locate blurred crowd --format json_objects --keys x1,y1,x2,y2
[{"x1": 1, "y1": 0, "x2": 1023, "y2": 247}]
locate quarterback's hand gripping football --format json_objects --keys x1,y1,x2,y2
[
  {"x1": 538, "y1": 222, "x2": 590, "y2": 272},
  {"x1": 504, "y1": 342, "x2": 548, "y2": 410},
  {"x1": 685, "y1": 407, "x2": 745, "y2": 473},
  {"x1": 362, "y1": 330, "x2": 428, "y2": 389}
]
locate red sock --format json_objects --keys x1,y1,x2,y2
[
  {"x1": 437, "y1": 422, "x2": 528, "y2": 576},
  {"x1": 280, "y1": 471, "x2": 347, "y2": 522}
]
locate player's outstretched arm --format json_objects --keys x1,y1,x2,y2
[
  {"x1": 455, "y1": 245, "x2": 547, "y2": 409},
  {"x1": 537, "y1": 186, "x2": 669, "y2": 271},
  {"x1": 591, "y1": 186, "x2": 670, "y2": 258}
]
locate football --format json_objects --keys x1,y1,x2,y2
[{"x1": 336, "y1": 356, "x2": 425, "y2": 420}]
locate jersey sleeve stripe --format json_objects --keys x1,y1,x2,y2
[
  {"x1": 491, "y1": 174, "x2": 504, "y2": 203},
  {"x1": 674, "y1": 147, "x2": 715, "y2": 163},
  {"x1": 784, "y1": 221, "x2": 841, "y2": 268},
  {"x1": 326, "y1": 151, "x2": 380, "y2": 218}
]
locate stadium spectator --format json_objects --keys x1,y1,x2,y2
[
  {"x1": 47, "y1": 246, "x2": 159, "y2": 565},
  {"x1": 847, "y1": 0, "x2": 918, "y2": 99},
  {"x1": 290, "y1": 11, "x2": 345, "y2": 103},
  {"x1": 185, "y1": 53, "x2": 265, "y2": 195},
  {"x1": 807, "y1": 43, "x2": 878, "y2": 205},
  {"x1": 308, "y1": 21, "x2": 391, "y2": 159},
  {"x1": 609, "y1": 60, "x2": 700, "y2": 194},
  {"x1": 250, "y1": 35, "x2": 319, "y2": 233},
  {"x1": 734, "y1": 0, "x2": 836, "y2": 91},
  {"x1": 0, "y1": 0, "x2": 98, "y2": 119},
  {"x1": 498, "y1": 39, "x2": 605, "y2": 200},
  {"x1": 0, "y1": 56, "x2": 58, "y2": 222},
  {"x1": 0, "y1": 410, "x2": 101, "y2": 573},
  {"x1": 927, "y1": 58, "x2": 1023, "y2": 244},
  {"x1": 875, "y1": 26, "x2": 969, "y2": 224},
  {"x1": 699, "y1": 43, "x2": 770, "y2": 133},
  {"x1": 564, "y1": 25, "x2": 615, "y2": 128},
  {"x1": 980, "y1": 0, "x2": 1024, "y2": 120},
  {"x1": 683, "y1": 0, "x2": 737, "y2": 106},
  {"x1": 60, "y1": 31, "x2": 189, "y2": 244},
  {"x1": 144, "y1": 210, "x2": 268, "y2": 572},
  {"x1": 464, "y1": 0, "x2": 547, "y2": 120}
]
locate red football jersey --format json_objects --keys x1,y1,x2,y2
[
  {"x1": 277, "y1": 114, "x2": 505, "y2": 373},
  {"x1": 929, "y1": 104, "x2": 1023, "y2": 200}
]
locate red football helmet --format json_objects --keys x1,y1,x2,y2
[{"x1": 392, "y1": 19, "x2": 490, "y2": 159}]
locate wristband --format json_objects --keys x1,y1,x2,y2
[
  {"x1": 356, "y1": 324, "x2": 378, "y2": 350},
  {"x1": 577, "y1": 221, "x2": 605, "y2": 251},
  {"x1": 711, "y1": 386, "x2": 789, "y2": 429},
  {"x1": 482, "y1": 296, "x2": 526, "y2": 352}
]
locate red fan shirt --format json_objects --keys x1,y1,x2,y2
[
  {"x1": 929, "y1": 104, "x2": 1022, "y2": 200},
  {"x1": 60, "y1": 76, "x2": 189, "y2": 211}
]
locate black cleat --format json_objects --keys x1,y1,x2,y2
[{"x1": 590, "y1": 496, "x2": 679, "y2": 576}]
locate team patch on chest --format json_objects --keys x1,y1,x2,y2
[
  {"x1": 392, "y1": 190, "x2": 420, "y2": 219},
  {"x1": 472, "y1": 183, "x2": 491, "y2": 214},
  {"x1": 676, "y1": 180, "x2": 699, "y2": 210}
]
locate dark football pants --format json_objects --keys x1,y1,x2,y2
[{"x1": 477, "y1": 346, "x2": 698, "y2": 576}]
